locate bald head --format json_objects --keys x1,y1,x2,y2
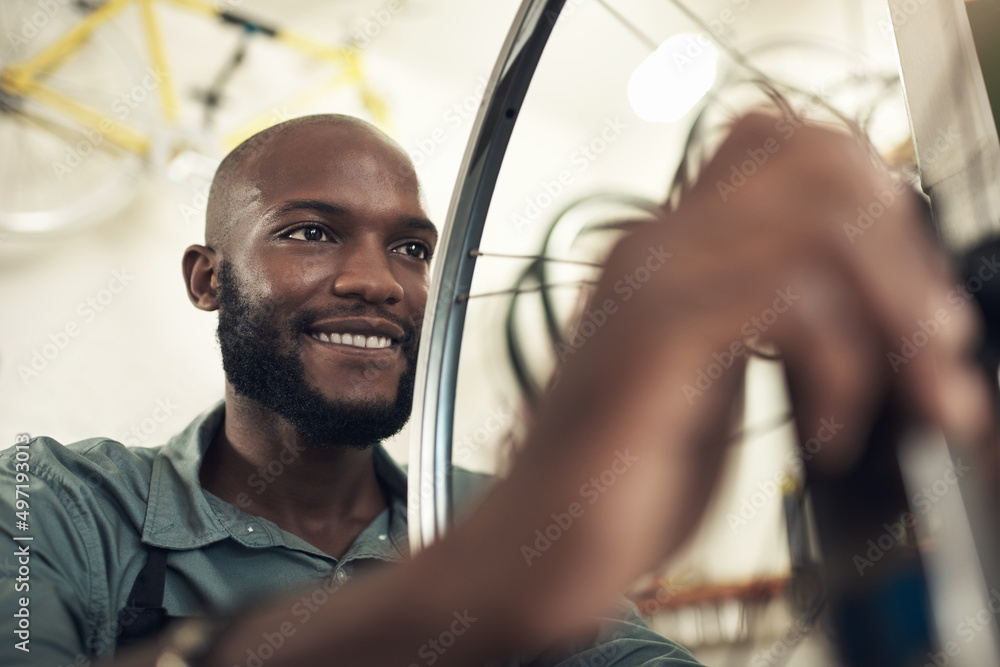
[{"x1": 205, "y1": 114, "x2": 419, "y2": 252}]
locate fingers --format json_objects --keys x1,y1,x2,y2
[
  {"x1": 827, "y1": 185, "x2": 991, "y2": 445},
  {"x1": 696, "y1": 113, "x2": 991, "y2": 446},
  {"x1": 773, "y1": 262, "x2": 888, "y2": 473}
]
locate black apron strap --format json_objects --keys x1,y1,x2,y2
[{"x1": 116, "y1": 545, "x2": 171, "y2": 648}]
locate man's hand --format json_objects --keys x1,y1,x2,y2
[
  {"x1": 459, "y1": 112, "x2": 994, "y2": 647},
  {"x1": 604, "y1": 112, "x2": 989, "y2": 461}
]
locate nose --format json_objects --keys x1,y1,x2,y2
[{"x1": 331, "y1": 239, "x2": 405, "y2": 305}]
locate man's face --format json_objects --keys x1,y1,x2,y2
[{"x1": 215, "y1": 124, "x2": 436, "y2": 448}]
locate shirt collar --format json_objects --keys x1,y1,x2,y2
[{"x1": 142, "y1": 399, "x2": 409, "y2": 561}]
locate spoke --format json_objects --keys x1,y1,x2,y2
[
  {"x1": 38, "y1": 69, "x2": 136, "y2": 102},
  {"x1": 469, "y1": 249, "x2": 604, "y2": 268},
  {"x1": 456, "y1": 280, "x2": 598, "y2": 302},
  {"x1": 660, "y1": 0, "x2": 770, "y2": 84},
  {"x1": 728, "y1": 412, "x2": 794, "y2": 445},
  {"x1": 594, "y1": 0, "x2": 658, "y2": 51},
  {"x1": 13, "y1": 115, "x2": 31, "y2": 210},
  {"x1": 23, "y1": 118, "x2": 49, "y2": 210}
]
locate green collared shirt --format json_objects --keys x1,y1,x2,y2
[{"x1": 0, "y1": 401, "x2": 702, "y2": 666}]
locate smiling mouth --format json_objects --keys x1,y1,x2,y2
[{"x1": 308, "y1": 331, "x2": 395, "y2": 349}]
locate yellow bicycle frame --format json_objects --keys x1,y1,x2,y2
[{"x1": 0, "y1": 0, "x2": 385, "y2": 157}]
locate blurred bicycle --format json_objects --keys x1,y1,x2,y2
[{"x1": 0, "y1": 0, "x2": 389, "y2": 235}]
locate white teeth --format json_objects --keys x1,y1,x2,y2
[{"x1": 312, "y1": 332, "x2": 393, "y2": 349}]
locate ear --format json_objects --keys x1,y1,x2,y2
[{"x1": 183, "y1": 244, "x2": 220, "y2": 311}]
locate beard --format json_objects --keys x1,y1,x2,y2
[{"x1": 215, "y1": 260, "x2": 418, "y2": 449}]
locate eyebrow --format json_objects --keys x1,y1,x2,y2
[
  {"x1": 270, "y1": 199, "x2": 347, "y2": 219},
  {"x1": 402, "y1": 216, "x2": 439, "y2": 240},
  {"x1": 269, "y1": 199, "x2": 438, "y2": 239}
]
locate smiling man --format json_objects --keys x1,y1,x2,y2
[{"x1": 189, "y1": 115, "x2": 436, "y2": 560}]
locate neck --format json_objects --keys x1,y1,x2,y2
[{"x1": 199, "y1": 384, "x2": 388, "y2": 557}]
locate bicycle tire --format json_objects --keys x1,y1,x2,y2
[
  {"x1": 0, "y1": 2, "x2": 150, "y2": 235},
  {"x1": 408, "y1": 0, "x2": 565, "y2": 552}
]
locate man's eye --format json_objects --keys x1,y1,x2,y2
[
  {"x1": 393, "y1": 241, "x2": 432, "y2": 260},
  {"x1": 287, "y1": 226, "x2": 329, "y2": 242}
]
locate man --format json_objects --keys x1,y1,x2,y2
[
  {"x1": 0, "y1": 115, "x2": 701, "y2": 666},
  {"x1": 1, "y1": 112, "x2": 990, "y2": 667}
]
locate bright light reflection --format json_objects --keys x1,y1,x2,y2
[{"x1": 628, "y1": 33, "x2": 718, "y2": 123}]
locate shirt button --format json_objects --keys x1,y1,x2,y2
[
  {"x1": 335, "y1": 569, "x2": 349, "y2": 583},
  {"x1": 378, "y1": 534, "x2": 387, "y2": 541},
  {"x1": 247, "y1": 526, "x2": 254, "y2": 533}
]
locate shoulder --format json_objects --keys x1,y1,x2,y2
[
  {"x1": 0, "y1": 434, "x2": 160, "y2": 509},
  {"x1": 0, "y1": 436, "x2": 165, "y2": 662},
  {"x1": 530, "y1": 600, "x2": 704, "y2": 666}
]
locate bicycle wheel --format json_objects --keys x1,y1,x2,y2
[{"x1": 0, "y1": 1, "x2": 151, "y2": 235}]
